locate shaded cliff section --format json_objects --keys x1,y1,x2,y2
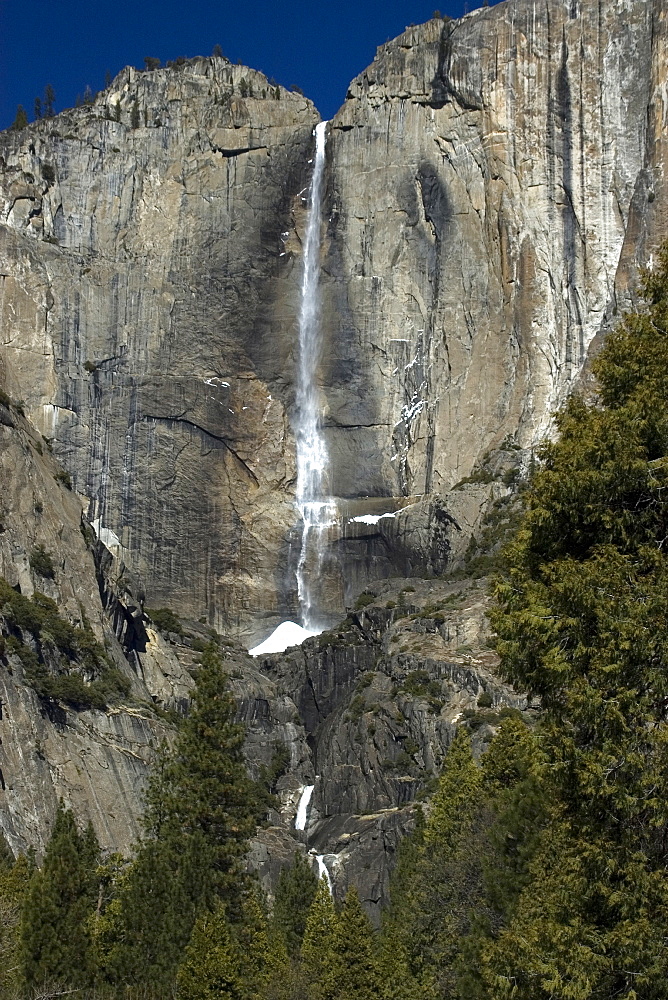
[
  {"x1": 0, "y1": 393, "x2": 310, "y2": 868},
  {"x1": 322, "y1": 0, "x2": 668, "y2": 500},
  {"x1": 0, "y1": 58, "x2": 319, "y2": 641}
]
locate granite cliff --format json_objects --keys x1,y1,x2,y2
[
  {"x1": 0, "y1": 0, "x2": 667, "y2": 915},
  {"x1": 1, "y1": 0, "x2": 666, "y2": 637}
]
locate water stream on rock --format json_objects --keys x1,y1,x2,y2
[
  {"x1": 295, "y1": 121, "x2": 334, "y2": 632},
  {"x1": 295, "y1": 784, "x2": 315, "y2": 831}
]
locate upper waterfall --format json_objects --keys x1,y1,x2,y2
[{"x1": 295, "y1": 121, "x2": 334, "y2": 632}]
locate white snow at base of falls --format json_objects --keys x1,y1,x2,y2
[
  {"x1": 349, "y1": 511, "x2": 397, "y2": 525},
  {"x1": 248, "y1": 621, "x2": 321, "y2": 656},
  {"x1": 295, "y1": 784, "x2": 315, "y2": 831}
]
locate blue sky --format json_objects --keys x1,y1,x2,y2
[{"x1": 0, "y1": 0, "x2": 476, "y2": 130}]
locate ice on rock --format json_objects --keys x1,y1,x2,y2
[{"x1": 350, "y1": 512, "x2": 397, "y2": 525}]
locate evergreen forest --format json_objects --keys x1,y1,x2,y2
[{"x1": 3, "y1": 246, "x2": 668, "y2": 999}]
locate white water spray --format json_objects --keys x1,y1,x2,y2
[
  {"x1": 314, "y1": 853, "x2": 333, "y2": 893},
  {"x1": 295, "y1": 784, "x2": 315, "y2": 831},
  {"x1": 295, "y1": 121, "x2": 334, "y2": 631}
]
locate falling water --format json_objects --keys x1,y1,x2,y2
[
  {"x1": 295, "y1": 784, "x2": 315, "y2": 832},
  {"x1": 295, "y1": 120, "x2": 334, "y2": 631},
  {"x1": 314, "y1": 853, "x2": 334, "y2": 893}
]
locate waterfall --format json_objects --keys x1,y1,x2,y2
[
  {"x1": 295, "y1": 120, "x2": 334, "y2": 632},
  {"x1": 295, "y1": 784, "x2": 315, "y2": 831},
  {"x1": 314, "y1": 853, "x2": 333, "y2": 893}
]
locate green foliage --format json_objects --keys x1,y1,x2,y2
[
  {"x1": 0, "y1": 851, "x2": 33, "y2": 997},
  {"x1": 354, "y1": 591, "x2": 376, "y2": 610},
  {"x1": 29, "y1": 542, "x2": 55, "y2": 579},
  {"x1": 101, "y1": 644, "x2": 256, "y2": 990},
  {"x1": 477, "y1": 690, "x2": 493, "y2": 708},
  {"x1": 146, "y1": 605, "x2": 184, "y2": 635},
  {"x1": 326, "y1": 887, "x2": 380, "y2": 1000},
  {"x1": 0, "y1": 576, "x2": 129, "y2": 708},
  {"x1": 11, "y1": 104, "x2": 28, "y2": 130},
  {"x1": 177, "y1": 902, "x2": 244, "y2": 1000},
  {"x1": 19, "y1": 804, "x2": 100, "y2": 991},
  {"x1": 54, "y1": 466, "x2": 72, "y2": 489},
  {"x1": 256, "y1": 740, "x2": 291, "y2": 817},
  {"x1": 301, "y1": 876, "x2": 338, "y2": 995},
  {"x1": 43, "y1": 84, "x2": 55, "y2": 117},
  {"x1": 272, "y1": 852, "x2": 319, "y2": 957},
  {"x1": 480, "y1": 243, "x2": 668, "y2": 996}
]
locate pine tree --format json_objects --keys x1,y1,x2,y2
[
  {"x1": 43, "y1": 84, "x2": 55, "y2": 117},
  {"x1": 0, "y1": 850, "x2": 33, "y2": 997},
  {"x1": 272, "y1": 851, "x2": 319, "y2": 956},
  {"x1": 11, "y1": 105, "x2": 28, "y2": 130},
  {"x1": 301, "y1": 876, "x2": 337, "y2": 997},
  {"x1": 484, "y1": 242, "x2": 668, "y2": 997},
  {"x1": 326, "y1": 887, "x2": 380, "y2": 1000},
  {"x1": 33, "y1": 96, "x2": 42, "y2": 120},
  {"x1": 19, "y1": 803, "x2": 100, "y2": 990},
  {"x1": 177, "y1": 902, "x2": 244, "y2": 1000},
  {"x1": 131, "y1": 98, "x2": 140, "y2": 128},
  {"x1": 102, "y1": 643, "x2": 257, "y2": 990}
]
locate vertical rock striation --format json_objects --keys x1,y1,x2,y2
[
  {"x1": 322, "y1": 0, "x2": 668, "y2": 498},
  {"x1": 0, "y1": 60, "x2": 319, "y2": 639}
]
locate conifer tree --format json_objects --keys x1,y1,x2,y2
[
  {"x1": 19, "y1": 804, "x2": 100, "y2": 990},
  {"x1": 11, "y1": 105, "x2": 28, "y2": 130},
  {"x1": 131, "y1": 98, "x2": 140, "y2": 128},
  {"x1": 102, "y1": 643, "x2": 257, "y2": 990},
  {"x1": 43, "y1": 84, "x2": 55, "y2": 117},
  {"x1": 484, "y1": 242, "x2": 668, "y2": 996},
  {"x1": 0, "y1": 849, "x2": 33, "y2": 997},
  {"x1": 272, "y1": 851, "x2": 319, "y2": 956},
  {"x1": 326, "y1": 887, "x2": 380, "y2": 1000},
  {"x1": 177, "y1": 902, "x2": 244, "y2": 1000},
  {"x1": 301, "y1": 875, "x2": 338, "y2": 997}
]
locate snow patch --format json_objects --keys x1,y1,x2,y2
[
  {"x1": 248, "y1": 621, "x2": 321, "y2": 656},
  {"x1": 91, "y1": 518, "x2": 123, "y2": 556},
  {"x1": 349, "y1": 511, "x2": 397, "y2": 525}
]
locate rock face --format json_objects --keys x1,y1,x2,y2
[
  {"x1": 321, "y1": 0, "x2": 668, "y2": 502},
  {"x1": 0, "y1": 60, "x2": 318, "y2": 641},
  {"x1": 2, "y1": 2, "x2": 666, "y2": 637}
]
